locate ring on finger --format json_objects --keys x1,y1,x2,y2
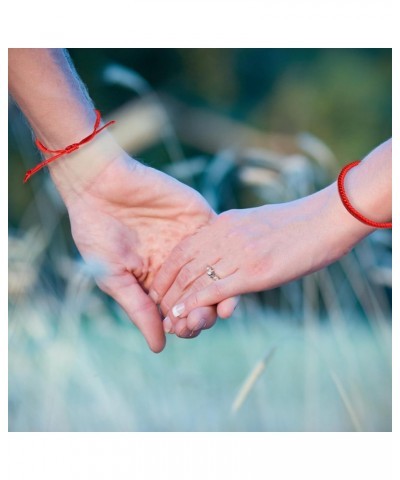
[{"x1": 206, "y1": 265, "x2": 220, "y2": 281}]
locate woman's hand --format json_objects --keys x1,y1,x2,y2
[
  {"x1": 151, "y1": 181, "x2": 375, "y2": 335},
  {"x1": 61, "y1": 152, "x2": 237, "y2": 352}
]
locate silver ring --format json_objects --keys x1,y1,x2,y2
[{"x1": 206, "y1": 265, "x2": 220, "y2": 281}]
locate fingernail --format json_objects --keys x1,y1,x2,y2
[
  {"x1": 149, "y1": 289, "x2": 159, "y2": 303},
  {"x1": 163, "y1": 316, "x2": 172, "y2": 333},
  {"x1": 172, "y1": 303, "x2": 185, "y2": 318}
]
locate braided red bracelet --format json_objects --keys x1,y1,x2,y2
[
  {"x1": 24, "y1": 109, "x2": 115, "y2": 183},
  {"x1": 337, "y1": 160, "x2": 392, "y2": 229}
]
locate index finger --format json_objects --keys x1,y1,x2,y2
[{"x1": 149, "y1": 237, "x2": 196, "y2": 304}]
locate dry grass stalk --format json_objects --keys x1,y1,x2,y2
[
  {"x1": 328, "y1": 368, "x2": 363, "y2": 432},
  {"x1": 231, "y1": 347, "x2": 276, "y2": 414}
]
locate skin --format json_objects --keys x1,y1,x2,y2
[
  {"x1": 151, "y1": 139, "x2": 392, "y2": 336},
  {"x1": 8, "y1": 48, "x2": 238, "y2": 352},
  {"x1": 62, "y1": 152, "x2": 238, "y2": 351}
]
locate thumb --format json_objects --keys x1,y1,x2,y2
[{"x1": 112, "y1": 278, "x2": 166, "y2": 353}]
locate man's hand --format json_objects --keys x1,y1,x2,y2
[
  {"x1": 8, "y1": 48, "x2": 239, "y2": 351},
  {"x1": 61, "y1": 152, "x2": 237, "y2": 352}
]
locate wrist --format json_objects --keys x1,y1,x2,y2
[
  {"x1": 340, "y1": 158, "x2": 392, "y2": 225},
  {"x1": 49, "y1": 133, "x2": 126, "y2": 204},
  {"x1": 317, "y1": 182, "x2": 373, "y2": 264}
]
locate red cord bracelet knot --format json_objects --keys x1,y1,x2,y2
[
  {"x1": 24, "y1": 109, "x2": 116, "y2": 183},
  {"x1": 64, "y1": 143, "x2": 80, "y2": 153}
]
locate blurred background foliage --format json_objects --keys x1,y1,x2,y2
[{"x1": 8, "y1": 49, "x2": 391, "y2": 431}]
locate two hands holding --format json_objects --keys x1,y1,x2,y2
[
  {"x1": 9, "y1": 49, "x2": 392, "y2": 353},
  {"x1": 59, "y1": 149, "x2": 241, "y2": 352},
  {"x1": 31, "y1": 140, "x2": 392, "y2": 353}
]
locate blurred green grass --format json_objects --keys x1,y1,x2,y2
[{"x1": 9, "y1": 299, "x2": 391, "y2": 432}]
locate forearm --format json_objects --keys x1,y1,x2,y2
[
  {"x1": 8, "y1": 48, "x2": 95, "y2": 144},
  {"x1": 8, "y1": 49, "x2": 123, "y2": 199}
]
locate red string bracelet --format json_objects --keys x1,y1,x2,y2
[
  {"x1": 24, "y1": 109, "x2": 115, "y2": 183},
  {"x1": 337, "y1": 160, "x2": 392, "y2": 229}
]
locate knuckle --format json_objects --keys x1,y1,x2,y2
[
  {"x1": 151, "y1": 271, "x2": 167, "y2": 295},
  {"x1": 211, "y1": 282, "x2": 225, "y2": 299},
  {"x1": 189, "y1": 291, "x2": 200, "y2": 309},
  {"x1": 217, "y1": 209, "x2": 241, "y2": 230},
  {"x1": 131, "y1": 298, "x2": 156, "y2": 316},
  {"x1": 218, "y1": 209, "x2": 236, "y2": 223},
  {"x1": 176, "y1": 265, "x2": 193, "y2": 290},
  {"x1": 160, "y1": 298, "x2": 171, "y2": 315},
  {"x1": 171, "y1": 241, "x2": 190, "y2": 263},
  {"x1": 155, "y1": 263, "x2": 171, "y2": 283}
]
